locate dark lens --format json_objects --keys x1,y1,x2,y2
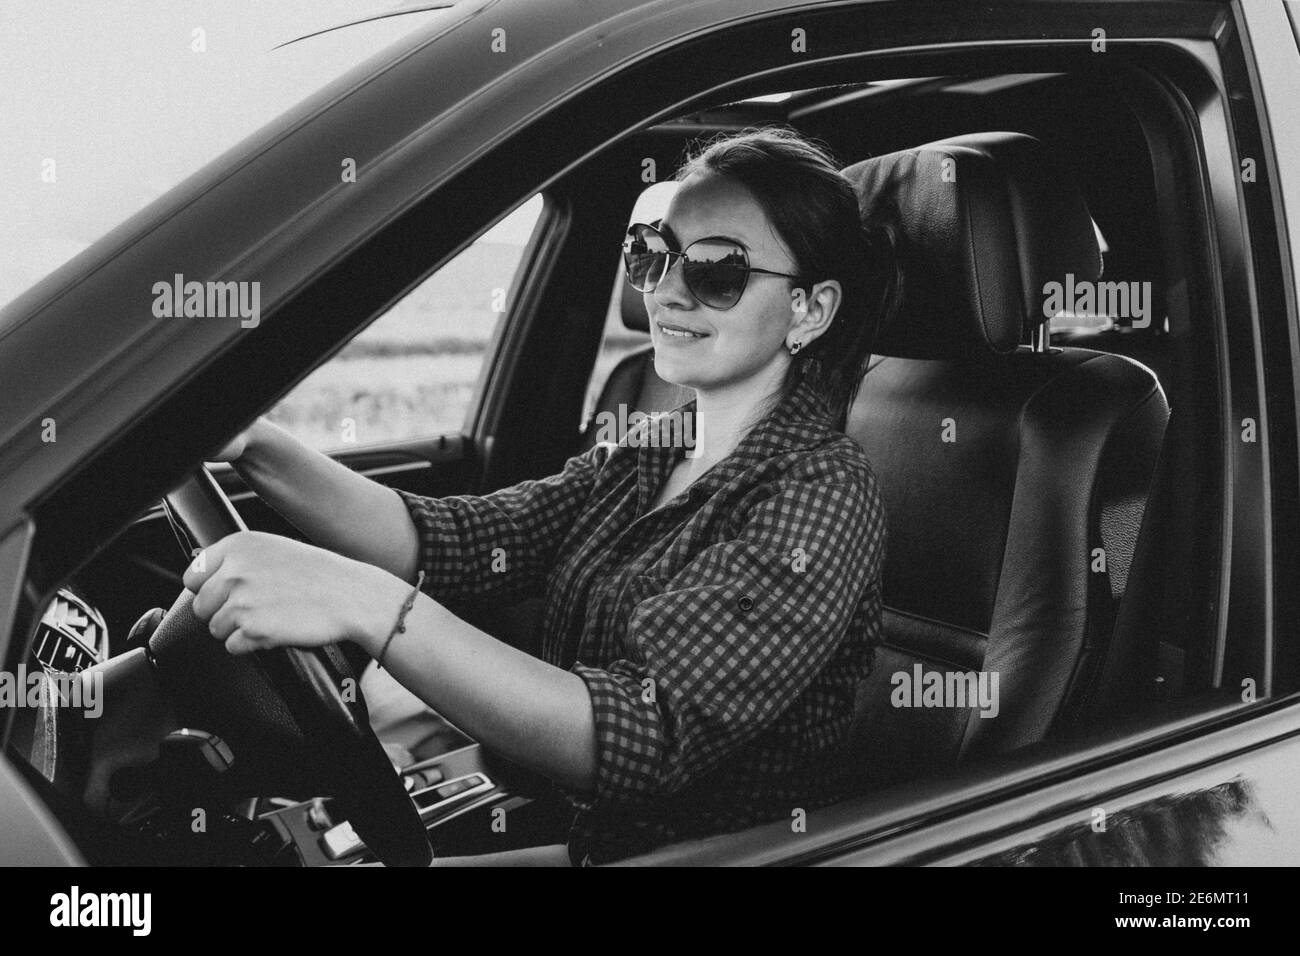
[
  {"x1": 625, "y1": 252, "x2": 667, "y2": 290},
  {"x1": 683, "y1": 239, "x2": 747, "y2": 308},
  {"x1": 623, "y1": 226, "x2": 669, "y2": 291}
]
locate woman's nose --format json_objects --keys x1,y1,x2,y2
[{"x1": 651, "y1": 255, "x2": 695, "y2": 310}]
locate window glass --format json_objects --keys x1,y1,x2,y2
[{"x1": 267, "y1": 194, "x2": 544, "y2": 451}]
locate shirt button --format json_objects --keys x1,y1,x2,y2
[{"x1": 737, "y1": 595, "x2": 754, "y2": 612}]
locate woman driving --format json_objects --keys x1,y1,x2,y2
[{"x1": 186, "y1": 126, "x2": 894, "y2": 865}]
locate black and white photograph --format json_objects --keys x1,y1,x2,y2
[{"x1": 0, "y1": 0, "x2": 1292, "y2": 928}]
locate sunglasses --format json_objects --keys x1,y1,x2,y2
[{"x1": 621, "y1": 221, "x2": 804, "y2": 310}]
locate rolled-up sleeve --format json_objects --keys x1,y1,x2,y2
[
  {"x1": 396, "y1": 442, "x2": 614, "y2": 604},
  {"x1": 570, "y1": 463, "x2": 886, "y2": 805}
]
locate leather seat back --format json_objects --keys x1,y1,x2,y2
[{"x1": 841, "y1": 134, "x2": 1168, "y2": 786}]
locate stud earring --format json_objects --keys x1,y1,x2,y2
[{"x1": 788, "y1": 341, "x2": 803, "y2": 356}]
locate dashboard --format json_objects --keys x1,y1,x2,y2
[{"x1": 6, "y1": 584, "x2": 557, "y2": 865}]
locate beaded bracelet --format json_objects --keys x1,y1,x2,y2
[{"x1": 377, "y1": 570, "x2": 425, "y2": 669}]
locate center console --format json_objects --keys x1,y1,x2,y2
[{"x1": 258, "y1": 743, "x2": 562, "y2": 865}]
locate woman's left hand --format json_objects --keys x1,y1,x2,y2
[{"x1": 182, "y1": 530, "x2": 408, "y2": 656}]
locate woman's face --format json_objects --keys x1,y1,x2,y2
[{"x1": 646, "y1": 172, "x2": 807, "y2": 394}]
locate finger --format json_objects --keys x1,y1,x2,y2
[
  {"x1": 223, "y1": 628, "x2": 260, "y2": 656},
  {"x1": 206, "y1": 599, "x2": 243, "y2": 642},
  {"x1": 191, "y1": 570, "x2": 236, "y2": 623},
  {"x1": 182, "y1": 537, "x2": 230, "y2": 592}
]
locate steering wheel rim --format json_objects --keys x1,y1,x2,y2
[{"x1": 153, "y1": 466, "x2": 432, "y2": 867}]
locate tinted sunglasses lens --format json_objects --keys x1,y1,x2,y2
[
  {"x1": 623, "y1": 226, "x2": 669, "y2": 291},
  {"x1": 682, "y1": 239, "x2": 747, "y2": 309}
]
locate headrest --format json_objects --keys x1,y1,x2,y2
[{"x1": 843, "y1": 132, "x2": 1102, "y2": 359}]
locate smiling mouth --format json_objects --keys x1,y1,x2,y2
[{"x1": 657, "y1": 321, "x2": 709, "y2": 340}]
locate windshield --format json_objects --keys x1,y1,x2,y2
[{"x1": 0, "y1": 1, "x2": 462, "y2": 310}]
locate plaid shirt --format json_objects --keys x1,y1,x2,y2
[{"x1": 397, "y1": 370, "x2": 886, "y2": 864}]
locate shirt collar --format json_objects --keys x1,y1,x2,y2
[{"x1": 633, "y1": 367, "x2": 837, "y2": 514}]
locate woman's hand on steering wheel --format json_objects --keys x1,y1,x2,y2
[
  {"x1": 183, "y1": 530, "x2": 408, "y2": 658},
  {"x1": 161, "y1": 467, "x2": 434, "y2": 866}
]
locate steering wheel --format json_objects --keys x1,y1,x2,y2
[{"x1": 147, "y1": 466, "x2": 432, "y2": 867}]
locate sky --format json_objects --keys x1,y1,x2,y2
[{"x1": 0, "y1": 2, "x2": 463, "y2": 308}]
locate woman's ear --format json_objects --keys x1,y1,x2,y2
[{"x1": 787, "y1": 279, "x2": 842, "y2": 348}]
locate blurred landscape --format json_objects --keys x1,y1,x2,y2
[
  {"x1": 264, "y1": 241, "x2": 514, "y2": 449},
  {"x1": 266, "y1": 240, "x2": 648, "y2": 451}
]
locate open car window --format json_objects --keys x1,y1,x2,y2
[{"x1": 266, "y1": 194, "x2": 545, "y2": 451}]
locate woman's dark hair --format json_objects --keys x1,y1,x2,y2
[{"x1": 673, "y1": 126, "x2": 902, "y2": 428}]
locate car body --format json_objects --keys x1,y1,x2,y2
[{"x1": 2, "y1": 0, "x2": 1299, "y2": 868}]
